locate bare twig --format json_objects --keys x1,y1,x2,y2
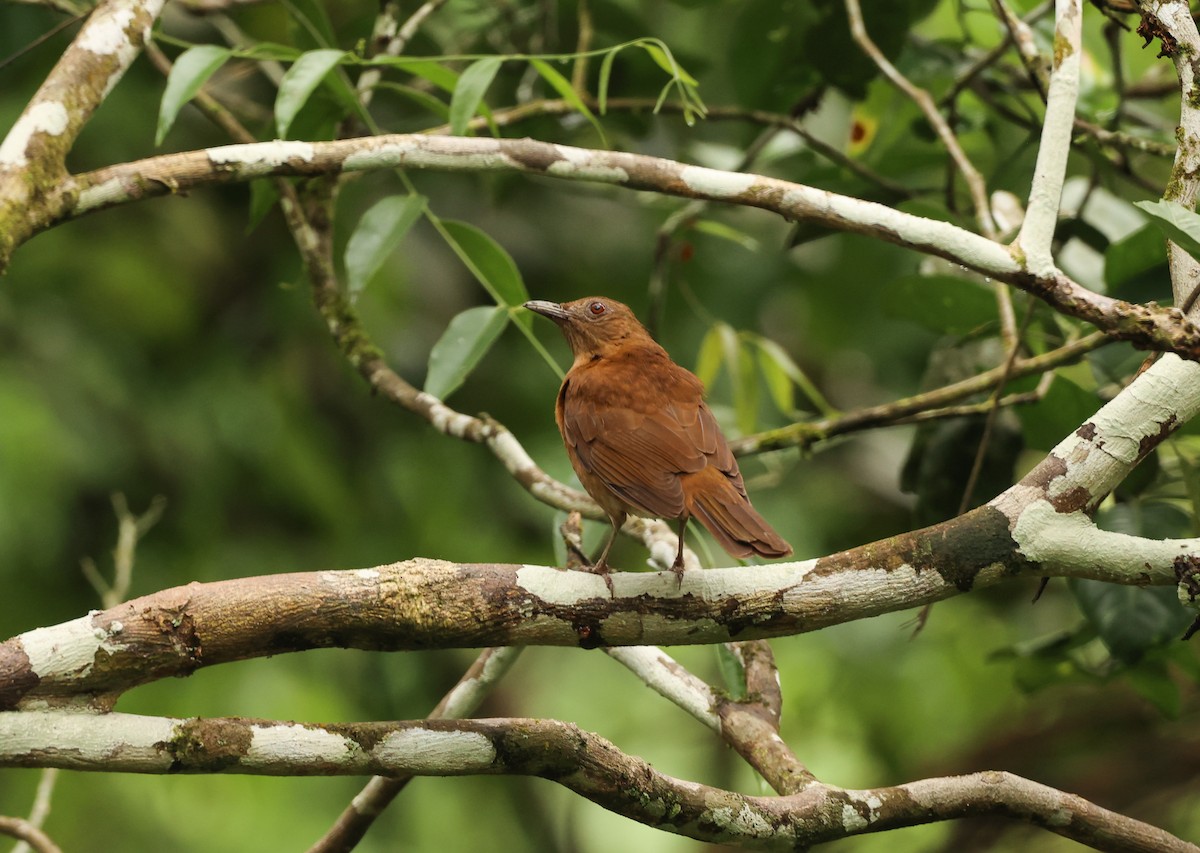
[
  {"x1": 308, "y1": 646, "x2": 522, "y2": 853},
  {"x1": 990, "y1": 0, "x2": 1051, "y2": 97},
  {"x1": 354, "y1": 0, "x2": 450, "y2": 104},
  {"x1": 571, "y1": 0, "x2": 592, "y2": 94},
  {"x1": 845, "y1": 0, "x2": 997, "y2": 237},
  {"x1": 731, "y1": 330, "x2": 1109, "y2": 455}
]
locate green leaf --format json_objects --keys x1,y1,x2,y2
[
  {"x1": 1104, "y1": 223, "x2": 1169, "y2": 301},
  {"x1": 283, "y1": 0, "x2": 338, "y2": 50},
  {"x1": 714, "y1": 644, "x2": 747, "y2": 701},
  {"x1": 438, "y1": 220, "x2": 528, "y2": 307},
  {"x1": 755, "y1": 340, "x2": 794, "y2": 415},
  {"x1": 344, "y1": 195, "x2": 426, "y2": 301},
  {"x1": 449, "y1": 57, "x2": 502, "y2": 136},
  {"x1": 156, "y1": 45, "x2": 231, "y2": 146},
  {"x1": 246, "y1": 180, "x2": 280, "y2": 234},
  {"x1": 1070, "y1": 579, "x2": 1193, "y2": 663},
  {"x1": 692, "y1": 219, "x2": 760, "y2": 252},
  {"x1": 1124, "y1": 659, "x2": 1182, "y2": 718},
  {"x1": 641, "y1": 41, "x2": 698, "y2": 86},
  {"x1": 1133, "y1": 199, "x2": 1200, "y2": 262},
  {"x1": 276, "y1": 49, "x2": 347, "y2": 138},
  {"x1": 729, "y1": 332, "x2": 758, "y2": 435},
  {"x1": 424, "y1": 306, "x2": 509, "y2": 400},
  {"x1": 398, "y1": 60, "x2": 460, "y2": 93},
  {"x1": 375, "y1": 82, "x2": 451, "y2": 120},
  {"x1": 752, "y1": 337, "x2": 834, "y2": 416},
  {"x1": 695, "y1": 325, "x2": 725, "y2": 389},
  {"x1": 880, "y1": 274, "x2": 997, "y2": 336},
  {"x1": 597, "y1": 47, "x2": 617, "y2": 114},
  {"x1": 1015, "y1": 375, "x2": 1099, "y2": 452},
  {"x1": 242, "y1": 42, "x2": 302, "y2": 62},
  {"x1": 530, "y1": 58, "x2": 605, "y2": 142}
]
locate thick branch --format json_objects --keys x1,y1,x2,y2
[
  {"x1": 51, "y1": 135, "x2": 1200, "y2": 359},
  {"x1": 3, "y1": 352, "x2": 1196, "y2": 705},
  {"x1": 0, "y1": 711, "x2": 1189, "y2": 853}
]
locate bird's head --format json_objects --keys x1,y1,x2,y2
[{"x1": 523, "y1": 297, "x2": 655, "y2": 360}]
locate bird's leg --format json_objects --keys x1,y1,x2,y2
[
  {"x1": 585, "y1": 515, "x2": 621, "y2": 598},
  {"x1": 593, "y1": 517, "x2": 619, "y2": 572},
  {"x1": 672, "y1": 518, "x2": 688, "y2": 587}
]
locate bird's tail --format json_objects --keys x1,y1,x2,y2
[{"x1": 683, "y1": 469, "x2": 792, "y2": 561}]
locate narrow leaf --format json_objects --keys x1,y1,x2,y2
[
  {"x1": 424, "y1": 306, "x2": 509, "y2": 399},
  {"x1": 399, "y1": 60, "x2": 460, "y2": 93},
  {"x1": 755, "y1": 341, "x2": 795, "y2": 415},
  {"x1": 641, "y1": 41, "x2": 698, "y2": 86},
  {"x1": 753, "y1": 337, "x2": 835, "y2": 416},
  {"x1": 695, "y1": 325, "x2": 725, "y2": 389},
  {"x1": 597, "y1": 47, "x2": 617, "y2": 114},
  {"x1": 735, "y1": 341, "x2": 759, "y2": 435},
  {"x1": 157, "y1": 45, "x2": 231, "y2": 146},
  {"x1": 449, "y1": 57, "x2": 502, "y2": 136},
  {"x1": 276, "y1": 49, "x2": 347, "y2": 138},
  {"x1": 530, "y1": 58, "x2": 605, "y2": 141},
  {"x1": 692, "y1": 219, "x2": 760, "y2": 252},
  {"x1": 1133, "y1": 199, "x2": 1200, "y2": 261},
  {"x1": 344, "y1": 195, "x2": 426, "y2": 300},
  {"x1": 246, "y1": 180, "x2": 280, "y2": 234},
  {"x1": 439, "y1": 220, "x2": 528, "y2": 307},
  {"x1": 714, "y1": 645, "x2": 747, "y2": 701},
  {"x1": 375, "y1": 82, "x2": 451, "y2": 120}
]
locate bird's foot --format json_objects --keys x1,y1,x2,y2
[
  {"x1": 585, "y1": 560, "x2": 616, "y2": 598},
  {"x1": 670, "y1": 559, "x2": 686, "y2": 590}
]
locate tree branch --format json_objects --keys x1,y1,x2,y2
[
  {"x1": 38, "y1": 134, "x2": 1200, "y2": 360},
  {"x1": 0, "y1": 0, "x2": 164, "y2": 266},
  {"x1": 846, "y1": 0, "x2": 997, "y2": 237},
  {"x1": 308, "y1": 646, "x2": 521, "y2": 853},
  {"x1": 1016, "y1": 0, "x2": 1082, "y2": 275},
  {"x1": 0, "y1": 710, "x2": 1190, "y2": 853}
]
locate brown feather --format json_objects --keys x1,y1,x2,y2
[{"x1": 528, "y1": 296, "x2": 792, "y2": 571}]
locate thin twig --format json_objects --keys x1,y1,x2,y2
[
  {"x1": 731, "y1": 330, "x2": 1109, "y2": 455},
  {"x1": 845, "y1": 0, "x2": 997, "y2": 237},
  {"x1": 571, "y1": 0, "x2": 592, "y2": 95},
  {"x1": 308, "y1": 646, "x2": 523, "y2": 853},
  {"x1": 990, "y1": 0, "x2": 1051, "y2": 98},
  {"x1": 354, "y1": 0, "x2": 450, "y2": 104},
  {"x1": 7, "y1": 769, "x2": 60, "y2": 853}
]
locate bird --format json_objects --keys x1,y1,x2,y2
[{"x1": 524, "y1": 296, "x2": 792, "y2": 575}]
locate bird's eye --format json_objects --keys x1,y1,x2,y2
[{"x1": 588, "y1": 301, "x2": 606, "y2": 316}]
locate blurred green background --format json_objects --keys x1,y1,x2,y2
[{"x1": 1, "y1": 0, "x2": 1197, "y2": 850}]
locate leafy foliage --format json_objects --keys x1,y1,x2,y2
[{"x1": 3, "y1": 0, "x2": 1199, "y2": 849}]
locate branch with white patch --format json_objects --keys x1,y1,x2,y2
[
  {"x1": 53, "y1": 134, "x2": 1200, "y2": 359},
  {"x1": 1015, "y1": 0, "x2": 1081, "y2": 275},
  {"x1": 0, "y1": 0, "x2": 165, "y2": 268},
  {"x1": 0, "y1": 710, "x2": 1190, "y2": 852}
]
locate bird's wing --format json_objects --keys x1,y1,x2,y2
[{"x1": 562, "y1": 375, "x2": 745, "y2": 517}]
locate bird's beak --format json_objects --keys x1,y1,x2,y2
[{"x1": 523, "y1": 300, "x2": 570, "y2": 323}]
